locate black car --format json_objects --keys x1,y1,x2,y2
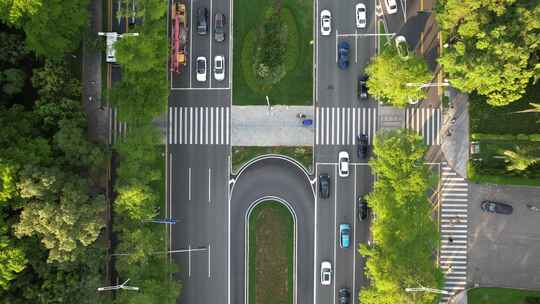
[
  {"x1": 357, "y1": 198, "x2": 369, "y2": 221},
  {"x1": 338, "y1": 288, "x2": 350, "y2": 304},
  {"x1": 197, "y1": 7, "x2": 208, "y2": 35},
  {"x1": 214, "y1": 13, "x2": 226, "y2": 42},
  {"x1": 357, "y1": 134, "x2": 368, "y2": 159},
  {"x1": 319, "y1": 174, "x2": 330, "y2": 199},
  {"x1": 337, "y1": 41, "x2": 350, "y2": 70},
  {"x1": 481, "y1": 201, "x2": 513, "y2": 215},
  {"x1": 358, "y1": 75, "x2": 368, "y2": 99}
]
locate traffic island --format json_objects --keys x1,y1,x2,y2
[{"x1": 248, "y1": 201, "x2": 294, "y2": 304}]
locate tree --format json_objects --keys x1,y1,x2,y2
[
  {"x1": 14, "y1": 176, "x2": 105, "y2": 263},
  {"x1": 503, "y1": 146, "x2": 540, "y2": 172},
  {"x1": 54, "y1": 119, "x2": 105, "y2": 170},
  {"x1": 31, "y1": 60, "x2": 81, "y2": 102},
  {"x1": 365, "y1": 47, "x2": 432, "y2": 107},
  {"x1": 0, "y1": 217, "x2": 27, "y2": 289},
  {"x1": 360, "y1": 129, "x2": 442, "y2": 304},
  {"x1": 1, "y1": 68, "x2": 26, "y2": 96},
  {"x1": 0, "y1": 0, "x2": 89, "y2": 58},
  {"x1": 0, "y1": 32, "x2": 29, "y2": 66},
  {"x1": 437, "y1": 0, "x2": 540, "y2": 106}
]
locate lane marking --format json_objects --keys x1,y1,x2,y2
[
  {"x1": 188, "y1": 167, "x2": 192, "y2": 201},
  {"x1": 333, "y1": 164, "x2": 338, "y2": 304},
  {"x1": 208, "y1": 243, "x2": 211, "y2": 278},
  {"x1": 209, "y1": 0, "x2": 213, "y2": 89},
  {"x1": 313, "y1": 161, "x2": 318, "y2": 304},
  {"x1": 211, "y1": 107, "x2": 214, "y2": 144},
  {"x1": 208, "y1": 168, "x2": 212, "y2": 203},
  {"x1": 189, "y1": 0, "x2": 193, "y2": 88},
  {"x1": 188, "y1": 244, "x2": 192, "y2": 277},
  {"x1": 352, "y1": 165, "x2": 357, "y2": 304}
]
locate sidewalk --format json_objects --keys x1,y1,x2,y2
[
  {"x1": 82, "y1": 0, "x2": 109, "y2": 144},
  {"x1": 231, "y1": 106, "x2": 314, "y2": 146},
  {"x1": 440, "y1": 88, "x2": 469, "y2": 177}
]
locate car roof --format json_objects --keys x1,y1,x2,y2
[{"x1": 338, "y1": 41, "x2": 350, "y2": 48}]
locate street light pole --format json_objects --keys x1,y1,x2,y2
[
  {"x1": 405, "y1": 286, "x2": 451, "y2": 295},
  {"x1": 265, "y1": 96, "x2": 271, "y2": 115},
  {"x1": 111, "y1": 246, "x2": 208, "y2": 257},
  {"x1": 405, "y1": 80, "x2": 450, "y2": 89},
  {"x1": 98, "y1": 279, "x2": 140, "y2": 292},
  {"x1": 142, "y1": 218, "x2": 177, "y2": 225}
]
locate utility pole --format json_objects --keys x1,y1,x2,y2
[
  {"x1": 98, "y1": 279, "x2": 140, "y2": 292},
  {"x1": 142, "y1": 218, "x2": 177, "y2": 225},
  {"x1": 111, "y1": 246, "x2": 207, "y2": 257},
  {"x1": 266, "y1": 96, "x2": 271, "y2": 115}
]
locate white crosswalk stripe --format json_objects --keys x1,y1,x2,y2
[
  {"x1": 405, "y1": 107, "x2": 442, "y2": 145},
  {"x1": 439, "y1": 163, "x2": 469, "y2": 304},
  {"x1": 110, "y1": 107, "x2": 128, "y2": 144},
  {"x1": 315, "y1": 107, "x2": 378, "y2": 145},
  {"x1": 167, "y1": 106, "x2": 230, "y2": 145}
]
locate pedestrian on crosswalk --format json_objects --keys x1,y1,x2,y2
[{"x1": 448, "y1": 236, "x2": 454, "y2": 243}]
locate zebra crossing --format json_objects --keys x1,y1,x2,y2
[
  {"x1": 315, "y1": 107, "x2": 378, "y2": 146},
  {"x1": 439, "y1": 164, "x2": 469, "y2": 304},
  {"x1": 405, "y1": 107, "x2": 442, "y2": 146},
  {"x1": 167, "y1": 106, "x2": 230, "y2": 145},
  {"x1": 110, "y1": 107, "x2": 128, "y2": 144}
]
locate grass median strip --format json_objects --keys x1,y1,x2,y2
[
  {"x1": 468, "y1": 287, "x2": 540, "y2": 304},
  {"x1": 249, "y1": 201, "x2": 294, "y2": 304},
  {"x1": 232, "y1": 146, "x2": 313, "y2": 173}
]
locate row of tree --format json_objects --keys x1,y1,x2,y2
[
  {"x1": 365, "y1": 0, "x2": 539, "y2": 107},
  {"x1": 109, "y1": 0, "x2": 182, "y2": 302},
  {"x1": 359, "y1": 129, "x2": 442, "y2": 304},
  {"x1": 0, "y1": 54, "x2": 111, "y2": 302}
]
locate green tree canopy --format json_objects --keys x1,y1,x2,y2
[
  {"x1": 365, "y1": 47, "x2": 432, "y2": 107},
  {"x1": 0, "y1": 217, "x2": 27, "y2": 289},
  {"x1": 437, "y1": 0, "x2": 540, "y2": 106},
  {"x1": 0, "y1": 0, "x2": 89, "y2": 58},
  {"x1": 14, "y1": 176, "x2": 105, "y2": 263},
  {"x1": 360, "y1": 129, "x2": 442, "y2": 304}
]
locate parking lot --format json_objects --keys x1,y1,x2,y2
[{"x1": 468, "y1": 183, "x2": 540, "y2": 289}]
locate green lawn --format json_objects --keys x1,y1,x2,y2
[
  {"x1": 469, "y1": 83, "x2": 540, "y2": 135},
  {"x1": 233, "y1": 0, "x2": 313, "y2": 105},
  {"x1": 468, "y1": 288, "x2": 540, "y2": 304},
  {"x1": 249, "y1": 201, "x2": 294, "y2": 304},
  {"x1": 378, "y1": 20, "x2": 389, "y2": 53},
  {"x1": 232, "y1": 146, "x2": 313, "y2": 173}
]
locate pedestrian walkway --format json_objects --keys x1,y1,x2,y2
[
  {"x1": 405, "y1": 107, "x2": 442, "y2": 146},
  {"x1": 110, "y1": 108, "x2": 128, "y2": 144},
  {"x1": 168, "y1": 106, "x2": 230, "y2": 145},
  {"x1": 315, "y1": 107, "x2": 378, "y2": 146},
  {"x1": 439, "y1": 163, "x2": 469, "y2": 304}
]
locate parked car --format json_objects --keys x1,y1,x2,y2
[
  {"x1": 214, "y1": 55, "x2": 225, "y2": 81},
  {"x1": 319, "y1": 174, "x2": 330, "y2": 199},
  {"x1": 357, "y1": 198, "x2": 369, "y2": 221},
  {"x1": 338, "y1": 288, "x2": 350, "y2": 304},
  {"x1": 197, "y1": 7, "x2": 208, "y2": 35},
  {"x1": 320, "y1": 261, "x2": 332, "y2": 285},
  {"x1": 355, "y1": 3, "x2": 367, "y2": 29},
  {"x1": 375, "y1": 0, "x2": 383, "y2": 17},
  {"x1": 357, "y1": 134, "x2": 368, "y2": 159},
  {"x1": 385, "y1": 0, "x2": 398, "y2": 14},
  {"x1": 339, "y1": 223, "x2": 351, "y2": 248},
  {"x1": 214, "y1": 12, "x2": 226, "y2": 42},
  {"x1": 338, "y1": 151, "x2": 349, "y2": 177},
  {"x1": 337, "y1": 41, "x2": 350, "y2": 70},
  {"x1": 358, "y1": 74, "x2": 368, "y2": 99},
  {"x1": 394, "y1": 35, "x2": 410, "y2": 60},
  {"x1": 320, "y1": 9, "x2": 332, "y2": 36},
  {"x1": 196, "y1": 56, "x2": 207, "y2": 82},
  {"x1": 481, "y1": 201, "x2": 513, "y2": 215}
]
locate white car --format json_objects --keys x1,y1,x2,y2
[
  {"x1": 375, "y1": 1, "x2": 383, "y2": 17},
  {"x1": 320, "y1": 10, "x2": 332, "y2": 36},
  {"x1": 214, "y1": 55, "x2": 225, "y2": 81},
  {"x1": 394, "y1": 35, "x2": 410, "y2": 60},
  {"x1": 320, "y1": 261, "x2": 332, "y2": 285},
  {"x1": 338, "y1": 151, "x2": 349, "y2": 178},
  {"x1": 385, "y1": 0, "x2": 398, "y2": 14},
  {"x1": 196, "y1": 56, "x2": 207, "y2": 82},
  {"x1": 355, "y1": 3, "x2": 367, "y2": 29}
]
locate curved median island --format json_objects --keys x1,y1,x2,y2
[{"x1": 248, "y1": 201, "x2": 294, "y2": 304}]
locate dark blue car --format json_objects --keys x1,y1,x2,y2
[{"x1": 338, "y1": 41, "x2": 350, "y2": 70}]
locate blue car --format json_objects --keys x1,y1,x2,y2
[
  {"x1": 339, "y1": 223, "x2": 351, "y2": 248},
  {"x1": 337, "y1": 41, "x2": 350, "y2": 70}
]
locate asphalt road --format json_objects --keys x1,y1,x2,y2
[{"x1": 230, "y1": 157, "x2": 315, "y2": 304}]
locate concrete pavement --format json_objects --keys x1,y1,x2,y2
[
  {"x1": 231, "y1": 106, "x2": 314, "y2": 146},
  {"x1": 441, "y1": 88, "x2": 469, "y2": 178}
]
